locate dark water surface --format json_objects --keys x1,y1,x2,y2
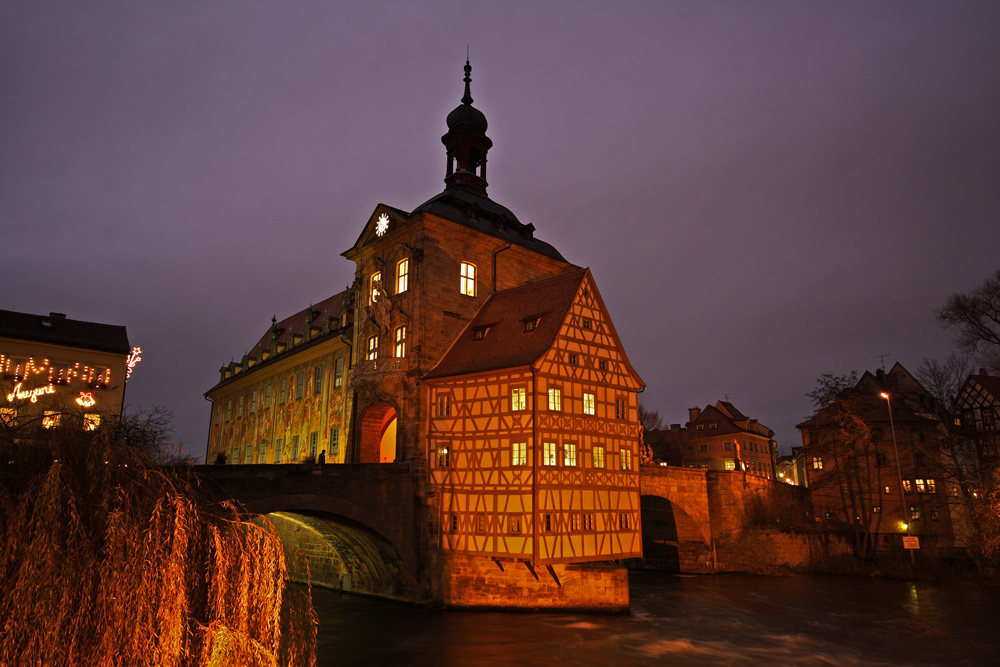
[{"x1": 311, "y1": 572, "x2": 1000, "y2": 666}]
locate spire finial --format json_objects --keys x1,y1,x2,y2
[{"x1": 462, "y1": 56, "x2": 473, "y2": 105}]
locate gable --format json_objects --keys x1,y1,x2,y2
[{"x1": 343, "y1": 204, "x2": 411, "y2": 256}]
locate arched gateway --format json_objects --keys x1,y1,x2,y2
[{"x1": 358, "y1": 402, "x2": 397, "y2": 463}]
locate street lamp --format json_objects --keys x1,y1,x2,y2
[{"x1": 881, "y1": 391, "x2": 914, "y2": 563}]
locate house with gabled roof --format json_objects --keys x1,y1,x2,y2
[
  {"x1": 955, "y1": 368, "x2": 1000, "y2": 468},
  {"x1": 683, "y1": 401, "x2": 776, "y2": 478}
]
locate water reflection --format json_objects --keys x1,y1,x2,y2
[{"x1": 310, "y1": 573, "x2": 999, "y2": 666}]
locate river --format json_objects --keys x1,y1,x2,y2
[{"x1": 310, "y1": 573, "x2": 999, "y2": 666}]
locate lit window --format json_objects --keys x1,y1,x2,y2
[
  {"x1": 811, "y1": 456, "x2": 823, "y2": 470},
  {"x1": 902, "y1": 480, "x2": 912, "y2": 493},
  {"x1": 334, "y1": 358, "x2": 344, "y2": 388},
  {"x1": 396, "y1": 258, "x2": 409, "y2": 293},
  {"x1": 460, "y1": 262, "x2": 476, "y2": 296},
  {"x1": 873, "y1": 506, "x2": 881, "y2": 513},
  {"x1": 724, "y1": 459, "x2": 736, "y2": 470},
  {"x1": 910, "y1": 506, "x2": 920, "y2": 520},
  {"x1": 593, "y1": 445, "x2": 605, "y2": 469},
  {"x1": 330, "y1": 429, "x2": 340, "y2": 457},
  {"x1": 621, "y1": 448, "x2": 633, "y2": 471},
  {"x1": 884, "y1": 485, "x2": 892, "y2": 494},
  {"x1": 583, "y1": 393, "x2": 595, "y2": 415},
  {"x1": 615, "y1": 398, "x2": 626, "y2": 419},
  {"x1": 367, "y1": 335, "x2": 379, "y2": 361},
  {"x1": 295, "y1": 372, "x2": 305, "y2": 399},
  {"x1": 370, "y1": 271, "x2": 382, "y2": 305},
  {"x1": 564, "y1": 443, "x2": 577, "y2": 467},
  {"x1": 524, "y1": 318, "x2": 539, "y2": 333},
  {"x1": 42, "y1": 410, "x2": 59, "y2": 428},
  {"x1": 926, "y1": 479, "x2": 936, "y2": 493},
  {"x1": 548, "y1": 388, "x2": 562, "y2": 411},
  {"x1": 314, "y1": 365, "x2": 324, "y2": 394},
  {"x1": 916, "y1": 479, "x2": 926, "y2": 493},
  {"x1": 0, "y1": 408, "x2": 15, "y2": 426},
  {"x1": 473, "y1": 327, "x2": 490, "y2": 340},
  {"x1": 512, "y1": 442, "x2": 527, "y2": 466},
  {"x1": 52, "y1": 363, "x2": 69, "y2": 385},
  {"x1": 438, "y1": 446, "x2": 450, "y2": 467},
  {"x1": 511, "y1": 387, "x2": 526, "y2": 411},
  {"x1": 395, "y1": 326, "x2": 406, "y2": 357},
  {"x1": 437, "y1": 394, "x2": 451, "y2": 417},
  {"x1": 543, "y1": 442, "x2": 557, "y2": 466},
  {"x1": 83, "y1": 414, "x2": 100, "y2": 431}
]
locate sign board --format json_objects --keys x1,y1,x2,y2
[{"x1": 902, "y1": 536, "x2": 920, "y2": 550}]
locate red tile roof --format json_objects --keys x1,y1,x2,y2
[
  {"x1": 250, "y1": 292, "x2": 347, "y2": 355},
  {"x1": 423, "y1": 269, "x2": 588, "y2": 379}
]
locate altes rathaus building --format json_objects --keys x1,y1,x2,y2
[{"x1": 205, "y1": 62, "x2": 645, "y2": 608}]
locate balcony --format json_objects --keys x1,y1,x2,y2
[{"x1": 354, "y1": 357, "x2": 408, "y2": 376}]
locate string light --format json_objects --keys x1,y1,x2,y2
[{"x1": 126, "y1": 347, "x2": 142, "y2": 379}]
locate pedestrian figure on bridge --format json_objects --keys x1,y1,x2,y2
[
  {"x1": 213, "y1": 451, "x2": 227, "y2": 465},
  {"x1": 318, "y1": 450, "x2": 326, "y2": 465}
]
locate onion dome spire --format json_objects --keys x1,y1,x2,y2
[{"x1": 442, "y1": 58, "x2": 493, "y2": 192}]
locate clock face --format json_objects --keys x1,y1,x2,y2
[{"x1": 375, "y1": 213, "x2": 389, "y2": 236}]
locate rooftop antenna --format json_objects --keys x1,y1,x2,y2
[{"x1": 874, "y1": 354, "x2": 889, "y2": 372}]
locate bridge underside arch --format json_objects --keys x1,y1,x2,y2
[
  {"x1": 263, "y1": 511, "x2": 419, "y2": 602},
  {"x1": 359, "y1": 403, "x2": 397, "y2": 463},
  {"x1": 639, "y1": 495, "x2": 714, "y2": 573}
]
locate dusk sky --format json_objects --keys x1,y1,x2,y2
[{"x1": 3, "y1": 1, "x2": 998, "y2": 460}]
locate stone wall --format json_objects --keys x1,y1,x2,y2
[
  {"x1": 434, "y1": 553, "x2": 629, "y2": 612},
  {"x1": 715, "y1": 528, "x2": 853, "y2": 573}
]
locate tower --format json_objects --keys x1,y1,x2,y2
[{"x1": 442, "y1": 59, "x2": 493, "y2": 192}]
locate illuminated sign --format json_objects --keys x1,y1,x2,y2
[
  {"x1": 6, "y1": 382, "x2": 56, "y2": 403},
  {"x1": 76, "y1": 392, "x2": 96, "y2": 408},
  {"x1": 126, "y1": 347, "x2": 142, "y2": 379}
]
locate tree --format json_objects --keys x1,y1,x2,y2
[
  {"x1": 637, "y1": 402, "x2": 664, "y2": 431},
  {"x1": 937, "y1": 268, "x2": 1000, "y2": 373},
  {"x1": 914, "y1": 352, "x2": 974, "y2": 410},
  {"x1": 806, "y1": 371, "x2": 858, "y2": 409}
]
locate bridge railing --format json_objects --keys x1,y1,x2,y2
[{"x1": 354, "y1": 357, "x2": 407, "y2": 375}]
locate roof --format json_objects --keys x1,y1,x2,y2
[
  {"x1": 964, "y1": 370, "x2": 1000, "y2": 402},
  {"x1": 0, "y1": 309, "x2": 130, "y2": 355},
  {"x1": 423, "y1": 269, "x2": 588, "y2": 380},
  {"x1": 414, "y1": 185, "x2": 567, "y2": 262}
]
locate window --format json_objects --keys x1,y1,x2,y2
[
  {"x1": 292, "y1": 435, "x2": 300, "y2": 461},
  {"x1": 571, "y1": 514, "x2": 580, "y2": 531},
  {"x1": 314, "y1": 365, "x2": 323, "y2": 394},
  {"x1": 437, "y1": 446, "x2": 450, "y2": 467},
  {"x1": 42, "y1": 411, "x2": 59, "y2": 429},
  {"x1": 279, "y1": 379, "x2": 287, "y2": 404},
  {"x1": 724, "y1": 459, "x2": 736, "y2": 471},
  {"x1": 509, "y1": 516, "x2": 521, "y2": 533},
  {"x1": 274, "y1": 438, "x2": 282, "y2": 463},
  {"x1": 460, "y1": 262, "x2": 476, "y2": 296},
  {"x1": 619, "y1": 514, "x2": 631, "y2": 530},
  {"x1": 512, "y1": 442, "x2": 527, "y2": 466},
  {"x1": 583, "y1": 393, "x2": 595, "y2": 415},
  {"x1": 250, "y1": 390, "x2": 257, "y2": 413},
  {"x1": 309, "y1": 431, "x2": 319, "y2": 459},
  {"x1": 238, "y1": 396, "x2": 244, "y2": 417},
  {"x1": 931, "y1": 507, "x2": 939, "y2": 520},
  {"x1": 564, "y1": 443, "x2": 577, "y2": 467},
  {"x1": 615, "y1": 398, "x2": 626, "y2": 419},
  {"x1": 902, "y1": 480, "x2": 912, "y2": 493},
  {"x1": 599, "y1": 360, "x2": 608, "y2": 371},
  {"x1": 582, "y1": 319, "x2": 592, "y2": 329},
  {"x1": 0, "y1": 408, "x2": 15, "y2": 426},
  {"x1": 396, "y1": 258, "x2": 409, "y2": 294},
  {"x1": 265, "y1": 385, "x2": 272, "y2": 407},
  {"x1": 330, "y1": 429, "x2": 340, "y2": 456},
  {"x1": 811, "y1": 456, "x2": 823, "y2": 470},
  {"x1": 367, "y1": 335, "x2": 379, "y2": 361},
  {"x1": 524, "y1": 318, "x2": 538, "y2": 333},
  {"x1": 544, "y1": 514, "x2": 552, "y2": 532},
  {"x1": 548, "y1": 388, "x2": 562, "y2": 411},
  {"x1": 394, "y1": 326, "x2": 406, "y2": 357},
  {"x1": 258, "y1": 444, "x2": 267, "y2": 464},
  {"x1": 916, "y1": 479, "x2": 926, "y2": 493},
  {"x1": 593, "y1": 446, "x2": 605, "y2": 468},
  {"x1": 709, "y1": 423, "x2": 717, "y2": 430},
  {"x1": 52, "y1": 363, "x2": 69, "y2": 385},
  {"x1": 926, "y1": 479, "x2": 936, "y2": 493},
  {"x1": 569, "y1": 354, "x2": 577, "y2": 365},
  {"x1": 437, "y1": 394, "x2": 451, "y2": 417},
  {"x1": 511, "y1": 387, "x2": 526, "y2": 411},
  {"x1": 473, "y1": 327, "x2": 490, "y2": 340},
  {"x1": 700, "y1": 444, "x2": 708, "y2": 454},
  {"x1": 370, "y1": 271, "x2": 381, "y2": 305},
  {"x1": 476, "y1": 514, "x2": 486, "y2": 532},
  {"x1": 873, "y1": 506, "x2": 881, "y2": 513},
  {"x1": 621, "y1": 448, "x2": 633, "y2": 471},
  {"x1": 543, "y1": 442, "x2": 557, "y2": 466},
  {"x1": 885, "y1": 486, "x2": 892, "y2": 494},
  {"x1": 450, "y1": 515, "x2": 458, "y2": 532},
  {"x1": 876, "y1": 451, "x2": 887, "y2": 466},
  {"x1": 724, "y1": 441, "x2": 733, "y2": 451},
  {"x1": 915, "y1": 452, "x2": 926, "y2": 466},
  {"x1": 244, "y1": 447, "x2": 252, "y2": 464},
  {"x1": 295, "y1": 372, "x2": 305, "y2": 400},
  {"x1": 582, "y1": 513, "x2": 595, "y2": 531},
  {"x1": 214, "y1": 406, "x2": 220, "y2": 425},
  {"x1": 334, "y1": 357, "x2": 344, "y2": 388},
  {"x1": 83, "y1": 414, "x2": 100, "y2": 431},
  {"x1": 910, "y1": 506, "x2": 920, "y2": 520}
]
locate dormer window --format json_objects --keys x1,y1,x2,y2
[
  {"x1": 523, "y1": 318, "x2": 539, "y2": 333},
  {"x1": 473, "y1": 326, "x2": 490, "y2": 340}
]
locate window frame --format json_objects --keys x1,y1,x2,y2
[
  {"x1": 460, "y1": 262, "x2": 477, "y2": 297},
  {"x1": 396, "y1": 258, "x2": 409, "y2": 294}
]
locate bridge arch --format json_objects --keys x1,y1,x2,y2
[{"x1": 638, "y1": 465, "x2": 715, "y2": 573}]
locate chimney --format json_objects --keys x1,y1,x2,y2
[
  {"x1": 982, "y1": 368, "x2": 989, "y2": 377},
  {"x1": 689, "y1": 407, "x2": 701, "y2": 423}
]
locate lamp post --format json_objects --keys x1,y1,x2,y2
[{"x1": 881, "y1": 391, "x2": 914, "y2": 563}]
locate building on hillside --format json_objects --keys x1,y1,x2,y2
[
  {"x1": 204, "y1": 293, "x2": 354, "y2": 465},
  {"x1": 954, "y1": 368, "x2": 1000, "y2": 470},
  {"x1": 797, "y1": 363, "x2": 975, "y2": 556},
  {"x1": 645, "y1": 424, "x2": 685, "y2": 466},
  {"x1": 682, "y1": 401, "x2": 777, "y2": 479},
  {"x1": 205, "y1": 61, "x2": 645, "y2": 605},
  {"x1": 775, "y1": 446, "x2": 807, "y2": 486},
  {"x1": 1, "y1": 309, "x2": 130, "y2": 431},
  {"x1": 423, "y1": 269, "x2": 644, "y2": 564}
]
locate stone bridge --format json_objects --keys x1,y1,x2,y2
[{"x1": 196, "y1": 462, "x2": 779, "y2": 601}]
